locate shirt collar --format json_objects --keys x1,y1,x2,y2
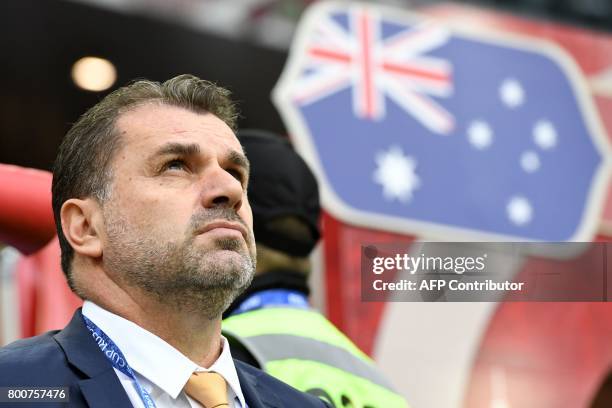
[{"x1": 82, "y1": 300, "x2": 247, "y2": 407}]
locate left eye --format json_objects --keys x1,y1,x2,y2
[{"x1": 228, "y1": 169, "x2": 245, "y2": 183}]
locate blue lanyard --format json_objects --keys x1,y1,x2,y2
[
  {"x1": 230, "y1": 289, "x2": 309, "y2": 316},
  {"x1": 82, "y1": 314, "x2": 156, "y2": 408}
]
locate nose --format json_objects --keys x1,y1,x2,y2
[{"x1": 199, "y1": 165, "x2": 244, "y2": 212}]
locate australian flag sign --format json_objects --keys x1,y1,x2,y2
[{"x1": 272, "y1": 1, "x2": 611, "y2": 241}]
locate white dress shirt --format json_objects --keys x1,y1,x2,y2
[{"x1": 82, "y1": 301, "x2": 247, "y2": 408}]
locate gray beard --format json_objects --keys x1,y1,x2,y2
[{"x1": 103, "y1": 211, "x2": 256, "y2": 320}]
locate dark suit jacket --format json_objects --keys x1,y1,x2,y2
[{"x1": 0, "y1": 310, "x2": 327, "y2": 408}]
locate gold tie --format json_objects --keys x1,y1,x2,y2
[{"x1": 184, "y1": 371, "x2": 229, "y2": 408}]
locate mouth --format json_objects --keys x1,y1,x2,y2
[{"x1": 198, "y1": 220, "x2": 248, "y2": 239}]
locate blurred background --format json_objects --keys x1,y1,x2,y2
[{"x1": 2, "y1": 0, "x2": 612, "y2": 407}]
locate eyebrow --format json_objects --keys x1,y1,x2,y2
[
  {"x1": 228, "y1": 150, "x2": 250, "y2": 173},
  {"x1": 151, "y1": 142, "x2": 250, "y2": 172},
  {"x1": 153, "y1": 142, "x2": 201, "y2": 157}
]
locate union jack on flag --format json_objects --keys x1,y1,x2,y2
[
  {"x1": 293, "y1": 9, "x2": 454, "y2": 134},
  {"x1": 273, "y1": 1, "x2": 610, "y2": 241}
]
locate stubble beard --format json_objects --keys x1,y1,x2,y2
[{"x1": 103, "y1": 209, "x2": 256, "y2": 320}]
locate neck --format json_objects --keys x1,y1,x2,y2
[{"x1": 82, "y1": 268, "x2": 223, "y2": 368}]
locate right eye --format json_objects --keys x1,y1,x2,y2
[{"x1": 162, "y1": 159, "x2": 188, "y2": 172}]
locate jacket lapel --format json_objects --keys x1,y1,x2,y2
[
  {"x1": 78, "y1": 370, "x2": 135, "y2": 408},
  {"x1": 235, "y1": 361, "x2": 281, "y2": 408},
  {"x1": 54, "y1": 309, "x2": 134, "y2": 408}
]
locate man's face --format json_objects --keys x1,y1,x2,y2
[{"x1": 101, "y1": 103, "x2": 255, "y2": 319}]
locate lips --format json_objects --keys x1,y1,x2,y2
[{"x1": 199, "y1": 220, "x2": 248, "y2": 239}]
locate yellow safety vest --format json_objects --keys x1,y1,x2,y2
[{"x1": 223, "y1": 307, "x2": 408, "y2": 408}]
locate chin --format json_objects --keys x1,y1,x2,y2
[{"x1": 209, "y1": 248, "x2": 248, "y2": 264}]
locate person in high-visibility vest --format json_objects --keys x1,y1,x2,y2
[{"x1": 223, "y1": 130, "x2": 408, "y2": 408}]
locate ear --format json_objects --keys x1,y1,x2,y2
[{"x1": 60, "y1": 198, "x2": 103, "y2": 259}]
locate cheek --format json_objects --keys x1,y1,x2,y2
[
  {"x1": 239, "y1": 202, "x2": 254, "y2": 230},
  {"x1": 110, "y1": 189, "x2": 188, "y2": 233}
]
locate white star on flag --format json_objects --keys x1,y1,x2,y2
[
  {"x1": 499, "y1": 78, "x2": 525, "y2": 108},
  {"x1": 506, "y1": 196, "x2": 533, "y2": 226},
  {"x1": 373, "y1": 145, "x2": 421, "y2": 203},
  {"x1": 520, "y1": 151, "x2": 540, "y2": 173},
  {"x1": 467, "y1": 120, "x2": 493, "y2": 150},
  {"x1": 533, "y1": 120, "x2": 558, "y2": 150}
]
